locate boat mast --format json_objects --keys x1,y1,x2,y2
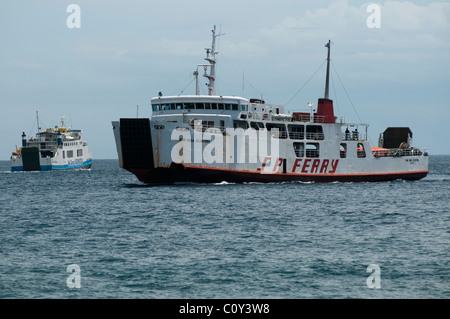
[
  {"x1": 194, "y1": 68, "x2": 200, "y2": 95},
  {"x1": 36, "y1": 111, "x2": 41, "y2": 133},
  {"x1": 324, "y1": 40, "x2": 331, "y2": 100},
  {"x1": 203, "y1": 25, "x2": 224, "y2": 96}
]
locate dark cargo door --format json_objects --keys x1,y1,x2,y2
[
  {"x1": 21, "y1": 147, "x2": 41, "y2": 171},
  {"x1": 119, "y1": 118, "x2": 154, "y2": 169}
]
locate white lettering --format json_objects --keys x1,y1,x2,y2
[
  {"x1": 170, "y1": 126, "x2": 280, "y2": 165},
  {"x1": 193, "y1": 120, "x2": 203, "y2": 163},
  {"x1": 203, "y1": 128, "x2": 223, "y2": 164},
  {"x1": 66, "y1": 264, "x2": 81, "y2": 288},
  {"x1": 170, "y1": 128, "x2": 191, "y2": 164},
  {"x1": 366, "y1": 4, "x2": 381, "y2": 29},
  {"x1": 223, "y1": 304, "x2": 270, "y2": 314},
  {"x1": 179, "y1": 303, "x2": 213, "y2": 316},
  {"x1": 366, "y1": 264, "x2": 381, "y2": 288},
  {"x1": 66, "y1": 4, "x2": 81, "y2": 29}
]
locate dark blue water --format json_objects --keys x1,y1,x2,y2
[{"x1": 0, "y1": 156, "x2": 448, "y2": 299}]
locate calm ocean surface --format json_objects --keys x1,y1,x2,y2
[{"x1": 0, "y1": 156, "x2": 448, "y2": 299}]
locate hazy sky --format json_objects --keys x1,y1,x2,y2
[{"x1": 1, "y1": 0, "x2": 449, "y2": 160}]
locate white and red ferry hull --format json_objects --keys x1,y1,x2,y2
[{"x1": 112, "y1": 119, "x2": 428, "y2": 184}]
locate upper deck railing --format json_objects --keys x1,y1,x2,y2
[
  {"x1": 342, "y1": 132, "x2": 368, "y2": 141},
  {"x1": 372, "y1": 148, "x2": 427, "y2": 158}
]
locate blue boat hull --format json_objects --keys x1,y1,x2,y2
[{"x1": 11, "y1": 159, "x2": 92, "y2": 172}]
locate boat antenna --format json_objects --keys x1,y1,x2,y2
[
  {"x1": 203, "y1": 25, "x2": 224, "y2": 96},
  {"x1": 36, "y1": 111, "x2": 41, "y2": 133},
  {"x1": 194, "y1": 68, "x2": 200, "y2": 95},
  {"x1": 324, "y1": 40, "x2": 331, "y2": 100}
]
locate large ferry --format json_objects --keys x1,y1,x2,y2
[
  {"x1": 11, "y1": 113, "x2": 93, "y2": 171},
  {"x1": 112, "y1": 26, "x2": 428, "y2": 184}
]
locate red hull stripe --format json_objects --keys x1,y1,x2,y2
[
  {"x1": 127, "y1": 165, "x2": 428, "y2": 184},
  {"x1": 184, "y1": 165, "x2": 429, "y2": 177}
]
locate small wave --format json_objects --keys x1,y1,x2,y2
[
  {"x1": 10, "y1": 170, "x2": 45, "y2": 174},
  {"x1": 214, "y1": 181, "x2": 236, "y2": 185},
  {"x1": 427, "y1": 178, "x2": 450, "y2": 182}
]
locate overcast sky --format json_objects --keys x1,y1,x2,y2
[{"x1": 1, "y1": 0, "x2": 449, "y2": 160}]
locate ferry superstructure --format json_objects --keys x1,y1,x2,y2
[
  {"x1": 11, "y1": 114, "x2": 93, "y2": 171},
  {"x1": 112, "y1": 26, "x2": 428, "y2": 184}
]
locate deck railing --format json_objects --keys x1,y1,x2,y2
[
  {"x1": 342, "y1": 132, "x2": 367, "y2": 141},
  {"x1": 373, "y1": 148, "x2": 426, "y2": 158}
]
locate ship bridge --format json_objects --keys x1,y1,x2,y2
[{"x1": 151, "y1": 95, "x2": 284, "y2": 122}]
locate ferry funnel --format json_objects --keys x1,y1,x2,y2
[
  {"x1": 316, "y1": 98, "x2": 335, "y2": 123},
  {"x1": 22, "y1": 132, "x2": 27, "y2": 147}
]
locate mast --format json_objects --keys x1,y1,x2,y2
[
  {"x1": 316, "y1": 40, "x2": 335, "y2": 123},
  {"x1": 203, "y1": 25, "x2": 224, "y2": 96},
  {"x1": 36, "y1": 111, "x2": 41, "y2": 133},
  {"x1": 194, "y1": 68, "x2": 200, "y2": 95},
  {"x1": 324, "y1": 40, "x2": 331, "y2": 100}
]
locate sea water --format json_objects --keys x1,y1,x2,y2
[{"x1": 0, "y1": 156, "x2": 448, "y2": 298}]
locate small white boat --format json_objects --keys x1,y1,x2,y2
[{"x1": 11, "y1": 113, "x2": 93, "y2": 171}]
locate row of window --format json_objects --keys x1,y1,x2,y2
[
  {"x1": 187, "y1": 120, "x2": 369, "y2": 159},
  {"x1": 64, "y1": 142, "x2": 81, "y2": 147},
  {"x1": 153, "y1": 103, "x2": 243, "y2": 111},
  {"x1": 292, "y1": 142, "x2": 367, "y2": 159},
  {"x1": 62, "y1": 149, "x2": 83, "y2": 159},
  {"x1": 234, "y1": 121, "x2": 325, "y2": 140},
  {"x1": 190, "y1": 120, "x2": 325, "y2": 141}
]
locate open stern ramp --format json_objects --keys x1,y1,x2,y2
[{"x1": 113, "y1": 119, "x2": 155, "y2": 178}]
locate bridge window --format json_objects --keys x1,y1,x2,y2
[
  {"x1": 306, "y1": 143, "x2": 319, "y2": 158},
  {"x1": 218, "y1": 103, "x2": 224, "y2": 110},
  {"x1": 288, "y1": 124, "x2": 304, "y2": 140},
  {"x1": 185, "y1": 103, "x2": 194, "y2": 109},
  {"x1": 201, "y1": 121, "x2": 215, "y2": 131},
  {"x1": 211, "y1": 103, "x2": 218, "y2": 109},
  {"x1": 306, "y1": 125, "x2": 324, "y2": 140},
  {"x1": 293, "y1": 142, "x2": 304, "y2": 157},
  {"x1": 196, "y1": 103, "x2": 205, "y2": 109},
  {"x1": 176, "y1": 103, "x2": 183, "y2": 110},
  {"x1": 205, "y1": 103, "x2": 211, "y2": 109},
  {"x1": 232, "y1": 104, "x2": 239, "y2": 111},
  {"x1": 233, "y1": 120, "x2": 249, "y2": 130},
  {"x1": 266, "y1": 123, "x2": 287, "y2": 139},
  {"x1": 250, "y1": 121, "x2": 264, "y2": 130},
  {"x1": 225, "y1": 104, "x2": 231, "y2": 110}
]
